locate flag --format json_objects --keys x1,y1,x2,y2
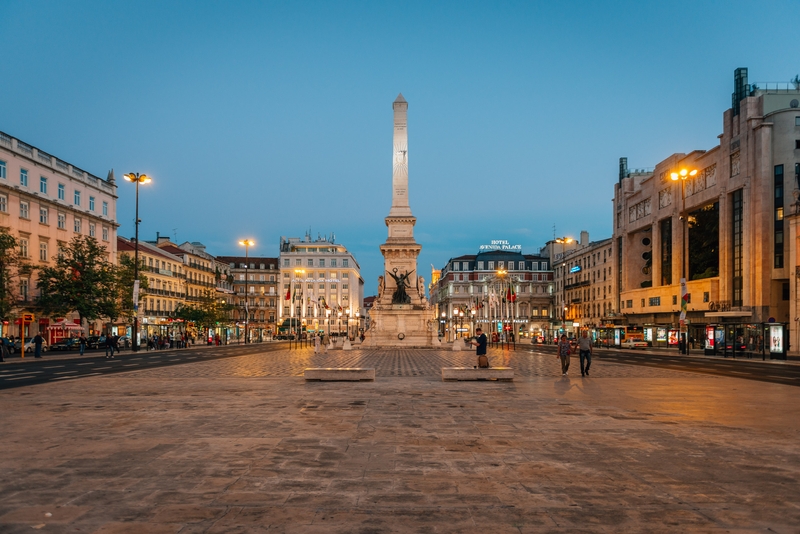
[
  {"x1": 510, "y1": 284, "x2": 516, "y2": 303},
  {"x1": 285, "y1": 286, "x2": 291, "y2": 300},
  {"x1": 292, "y1": 286, "x2": 297, "y2": 301},
  {"x1": 679, "y1": 278, "x2": 688, "y2": 325}
]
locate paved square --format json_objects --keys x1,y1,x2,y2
[{"x1": 0, "y1": 348, "x2": 798, "y2": 533}]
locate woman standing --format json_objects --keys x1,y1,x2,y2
[{"x1": 557, "y1": 334, "x2": 571, "y2": 376}]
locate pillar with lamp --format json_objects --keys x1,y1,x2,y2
[
  {"x1": 123, "y1": 172, "x2": 152, "y2": 352},
  {"x1": 671, "y1": 167, "x2": 698, "y2": 355}
]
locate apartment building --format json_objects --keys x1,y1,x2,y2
[{"x1": 0, "y1": 131, "x2": 117, "y2": 338}]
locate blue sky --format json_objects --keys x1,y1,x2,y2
[{"x1": 1, "y1": 0, "x2": 797, "y2": 293}]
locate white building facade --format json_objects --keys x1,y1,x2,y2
[{"x1": 278, "y1": 233, "x2": 364, "y2": 337}]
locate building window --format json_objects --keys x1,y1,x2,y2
[
  {"x1": 20, "y1": 169, "x2": 28, "y2": 186},
  {"x1": 319, "y1": 284, "x2": 325, "y2": 290},
  {"x1": 342, "y1": 259, "x2": 349, "y2": 267},
  {"x1": 488, "y1": 261, "x2": 494, "y2": 270},
  {"x1": 508, "y1": 261, "x2": 515, "y2": 270},
  {"x1": 775, "y1": 165, "x2": 784, "y2": 268},
  {"x1": 478, "y1": 261, "x2": 484, "y2": 270},
  {"x1": 342, "y1": 284, "x2": 349, "y2": 290},
  {"x1": 102, "y1": 201, "x2": 108, "y2": 216},
  {"x1": 89, "y1": 223, "x2": 95, "y2": 237},
  {"x1": 307, "y1": 258, "x2": 313, "y2": 266},
  {"x1": 20, "y1": 201, "x2": 29, "y2": 219},
  {"x1": 0, "y1": 160, "x2": 5, "y2": 179},
  {"x1": 39, "y1": 207, "x2": 48, "y2": 225},
  {"x1": 452, "y1": 262, "x2": 459, "y2": 271},
  {"x1": 102, "y1": 226, "x2": 109, "y2": 241},
  {"x1": 89, "y1": 196, "x2": 95, "y2": 211},
  {"x1": 58, "y1": 183, "x2": 65, "y2": 200},
  {"x1": 331, "y1": 284, "x2": 337, "y2": 289},
  {"x1": 40, "y1": 176, "x2": 47, "y2": 194},
  {"x1": 660, "y1": 218, "x2": 672, "y2": 286},
  {"x1": 319, "y1": 259, "x2": 325, "y2": 267},
  {"x1": 39, "y1": 242, "x2": 48, "y2": 262},
  {"x1": 732, "y1": 189, "x2": 743, "y2": 306},
  {"x1": 0, "y1": 194, "x2": 6, "y2": 212},
  {"x1": 796, "y1": 140, "x2": 800, "y2": 150},
  {"x1": 74, "y1": 190, "x2": 81, "y2": 206},
  {"x1": 57, "y1": 212, "x2": 66, "y2": 229},
  {"x1": 498, "y1": 261, "x2": 504, "y2": 269},
  {"x1": 283, "y1": 258, "x2": 289, "y2": 267},
  {"x1": 672, "y1": 295, "x2": 677, "y2": 305},
  {"x1": 74, "y1": 217, "x2": 82, "y2": 233},
  {"x1": 342, "y1": 272, "x2": 348, "y2": 278},
  {"x1": 331, "y1": 259, "x2": 337, "y2": 267},
  {"x1": 626, "y1": 299, "x2": 633, "y2": 308},
  {"x1": 19, "y1": 238, "x2": 28, "y2": 258}
]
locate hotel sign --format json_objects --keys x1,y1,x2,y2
[{"x1": 479, "y1": 240, "x2": 522, "y2": 251}]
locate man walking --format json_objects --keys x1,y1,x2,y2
[
  {"x1": 33, "y1": 333, "x2": 45, "y2": 359},
  {"x1": 105, "y1": 334, "x2": 115, "y2": 359},
  {"x1": 578, "y1": 330, "x2": 593, "y2": 376},
  {"x1": 470, "y1": 327, "x2": 489, "y2": 368}
]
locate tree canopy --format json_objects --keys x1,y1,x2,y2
[
  {"x1": 0, "y1": 229, "x2": 27, "y2": 320},
  {"x1": 37, "y1": 236, "x2": 117, "y2": 326}
]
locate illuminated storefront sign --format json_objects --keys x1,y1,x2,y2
[
  {"x1": 479, "y1": 240, "x2": 522, "y2": 251},
  {"x1": 570, "y1": 266, "x2": 581, "y2": 273}
]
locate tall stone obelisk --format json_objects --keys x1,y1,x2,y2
[{"x1": 365, "y1": 94, "x2": 438, "y2": 347}]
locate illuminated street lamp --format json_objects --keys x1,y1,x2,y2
[
  {"x1": 238, "y1": 239, "x2": 255, "y2": 343},
  {"x1": 671, "y1": 168, "x2": 698, "y2": 355},
  {"x1": 441, "y1": 311, "x2": 447, "y2": 341},
  {"x1": 293, "y1": 269, "x2": 305, "y2": 347},
  {"x1": 123, "y1": 172, "x2": 151, "y2": 352}
]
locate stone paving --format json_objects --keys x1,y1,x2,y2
[
  {"x1": 122, "y1": 347, "x2": 707, "y2": 380},
  {"x1": 0, "y1": 348, "x2": 798, "y2": 533}
]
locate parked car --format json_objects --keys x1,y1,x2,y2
[
  {"x1": 86, "y1": 335, "x2": 106, "y2": 349},
  {"x1": 117, "y1": 335, "x2": 131, "y2": 349},
  {"x1": 50, "y1": 338, "x2": 80, "y2": 351},
  {"x1": 621, "y1": 339, "x2": 649, "y2": 349},
  {"x1": 14, "y1": 337, "x2": 49, "y2": 353}
]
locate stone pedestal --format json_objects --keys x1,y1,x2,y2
[{"x1": 362, "y1": 304, "x2": 439, "y2": 348}]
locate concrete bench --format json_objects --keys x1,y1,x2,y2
[
  {"x1": 441, "y1": 367, "x2": 514, "y2": 381},
  {"x1": 304, "y1": 368, "x2": 375, "y2": 381}
]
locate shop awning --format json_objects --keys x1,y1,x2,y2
[{"x1": 47, "y1": 320, "x2": 84, "y2": 331}]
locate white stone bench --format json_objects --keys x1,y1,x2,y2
[
  {"x1": 442, "y1": 367, "x2": 514, "y2": 381},
  {"x1": 304, "y1": 368, "x2": 375, "y2": 381}
]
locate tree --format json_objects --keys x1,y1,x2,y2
[
  {"x1": 175, "y1": 289, "x2": 232, "y2": 329},
  {"x1": 37, "y1": 236, "x2": 116, "y2": 328},
  {"x1": 110, "y1": 253, "x2": 149, "y2": 323},
  {"x1": 0, "y1": 229, "x2": 28, "y2": 320}
]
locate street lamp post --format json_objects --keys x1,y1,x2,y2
[
  {"x1": 671, "y1": 168, "x2": 698, "y2": 355},
  {"x1": 239, "y1": 240, "x2": 254, "y2": 344},
  {"x1": 441, "y1": 311, "x2": 446, "y2": 341},
  {"x1": 123, "y1": 173, "x2": 151, "y2": 352}
]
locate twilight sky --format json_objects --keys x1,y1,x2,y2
[{"x1": 1, "y1": 0, "x2": 797, "y2": 294}]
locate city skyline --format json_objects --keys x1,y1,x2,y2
[{"x1": 2, "y1": 1, "x2": 797, "y2": 291}]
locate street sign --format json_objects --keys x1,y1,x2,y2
[{"x1": 22, "y1": 313, "x2": 34, "y2": 322}]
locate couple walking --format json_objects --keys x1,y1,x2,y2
[{"x1": 557, "y1": 331, "x2": 592, "y2": 377}]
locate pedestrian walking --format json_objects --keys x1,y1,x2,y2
[
  {"x1": 105, "y1": 335, "x2": 116, "y2": 359},
  {"x1": 33, "y1": 333, "x2": 44, "y2": 358},
  {"x1": 470, "y1": 327, "x2": 489, "y2": 368},
  {"x1": 79, "y1": 334, "x2": 87, "y2": 356},
  {"x1": 577, "y1": 330, "x2": 592, "y2": 376},
  {"x1": 557, "y1": 334, "x2": 571, "y2": 376},
  {"x1": 314, "y1": 333, "x2": 321, "y2": 354}
]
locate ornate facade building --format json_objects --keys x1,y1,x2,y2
[
  {"x1": 278, "y1": 233, "x2": 364, "y2": 337},
  {"x1": 216, "y1": 255, "x2": 279, "y2": 342},
  {"x1": 0, "y1": 130, "x2": 117, "y2": 339},
  {"x1": 546, "y1": 232, "x2": 615, "y2": 336},
  {"x1": 118, "y1": 236, "x2": 186, "y2": 340},
  {"x1": 430, "y1": 248, "x2": 554, "y2": 341}
]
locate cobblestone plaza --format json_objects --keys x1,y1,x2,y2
[{"x1": 1, "y1": 348, "x2": 799, "y2": 532}]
